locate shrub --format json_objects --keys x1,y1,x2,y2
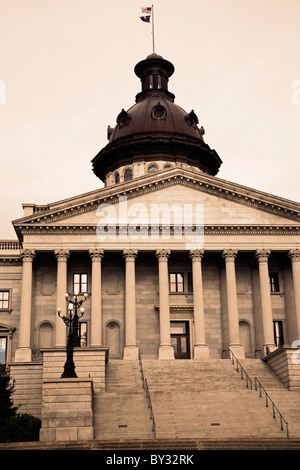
[
  {"x1": 0, "y1": 365, "x2": 41, "y2": 442},
  {"x1": 0, "y1": 413, "x2": 41, "y2": 443}
]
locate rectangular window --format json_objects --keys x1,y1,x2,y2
[
  {"x1": 269, "y1": 272, "x2": 280, "y2": 293},
  {"x1": 273, "y1": 321, "x2": 284, "y2": 347},
  {"x1": 79, "y1": 322, "x2": 87, "y2": 347},
  {"x1": 0, "y1": 337, "x2": 7, "y2": 364},
  {"x1": 169, "y1": 273, "x2": 184, "y2": 292},
  {"x1": 73, "y1": 274, "x2": 88, "y2": 294},
  {"x1": 0, "y1": 291, "x2": 9, "y2": 309}
]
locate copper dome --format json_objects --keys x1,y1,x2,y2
[{"x1": 92, "y1": 54, "x2": 222, "y2": 181}]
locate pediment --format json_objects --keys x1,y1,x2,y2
[
  {"x1": 13, "y1": 167, "x2": 300, "y2": 240},
  {"x1": 0, "y1": 322, "x2": 15, "y2": 333}
]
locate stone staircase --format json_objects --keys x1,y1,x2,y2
[
  {"x1": 93, "y1": 360, "x2": 154, "y2": 440},
  {"x1": 79, "y1": 358, "x2": 300, "y2": 443},
  {"x1": 239, "y1": 359, "x2": 300, "y2": 438},
  {"x1": 141, "y1": 359, "x2": 300, "y2": 439}
]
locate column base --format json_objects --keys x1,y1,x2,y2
[
  {"x1": 123, "y1": 345, "x2": 139, "y2": 360},
  {"x1": 228, "y1": 344, "x2": 245, "y2": 359},
  {"x1": 193, "y1": 344, "x2": 210, "y2": 359},
  {"x1": 14, "y1": 347, "x2": 32, "y2": 362},
  {"x1": 159, "y1": 345, "x2": 175, "y2": 360}
]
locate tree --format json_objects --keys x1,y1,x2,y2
[
  {"x1": 0, "y1": 364, "x2": 18, "y2": 430},
  {"x1": 0, "y1": 365, "x2": 41, "y2": 443}
]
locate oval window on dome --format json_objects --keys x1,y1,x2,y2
[
  {"x1": 124, "y1": 168, "x2": 133, "y2": 182},
  {"x1": 152, "y1": 105, "x2": 166, "y2": 119}
]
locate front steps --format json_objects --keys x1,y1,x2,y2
[
  {"x1": 1, "y1": 437, "x2": 300, "y2": 451},
  {"x1": 92, "y1": 358, "x2": 300, "y2": 442},
  {"x1": 142, "y1": 359, "x2": 289, "y2": 439},
  {"x1": 93, "y1": 361, "x2": 153, "y2": 440}
]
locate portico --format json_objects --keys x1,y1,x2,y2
[{"x1": 12, "y1": 242, "x2": 300, "y2": 363}]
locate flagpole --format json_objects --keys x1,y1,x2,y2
[{"x1": 152, "y1": 4, "x2": 155, "y2": 54}]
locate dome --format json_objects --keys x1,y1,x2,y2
[{"x1": 92, "y1": 54, "x2": 222, "y2": 182}]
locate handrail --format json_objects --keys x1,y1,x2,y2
[
  {"x1": 139, "y1": 358, "x2": 156, "y2": 438},
  {"x1": 228, "y1": 348, "x2": 253, "y2": 389},
  {"x1": 254, "y1": 377, "x2": 289, "y2": 438},
  {"x1": 228, "y1": 348, "x2": 289, "y2": 438}
]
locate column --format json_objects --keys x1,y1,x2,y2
[
  {"x1": 288, "y1": 249, "x2": 300, "y2": 340},
  {"x1": 54, "y1": 249, "x2": 70, "y2": 348},
  {"x1": 255, "y1": 249, "x2": 276, "y2": 354},
  {"x1": 15, "y1": 249, "x2": 36, "y2": 362},
  {"x1": 123, "y1": 249, "x2": 139, "y2": 360},
  {"x1": 189, "y1": 249, "x2": 209, "y2": 358},
  {"x1": 222, "y1": 249, "x2": 244, "y2": 358},
  {"x1": 89, "y1": 249, "x2": 104, "y2": 347},
  {"x1": 156, "y1": 249, "x2": 174, "y2": 359}
]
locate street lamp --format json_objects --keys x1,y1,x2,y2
[{"x1": 57, "y1": 291, "x2": 88, "y2": 378}]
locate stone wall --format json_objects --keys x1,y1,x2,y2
[
  {"x1": 42, "y1": 347, "x2": 108, "y2": 392},
  {"x1": 9, "y1": 362, "x2": 43, "y2": 418},
  {"x1": 39, "y1": 378, "x2": 94, "y2": 442},
  {"x1": 264, "y1": 346, "x2": 300, "y2": 390}
]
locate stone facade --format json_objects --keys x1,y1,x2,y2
[
  {"x1": 1, "y1": 53, "x2": 300, "y2": 442},
  {"x1": 1, "y1": 173, "x2": 300, "y2": 369}
]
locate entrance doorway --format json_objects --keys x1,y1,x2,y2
[{"x1": 170, "y1": 321, "x2": 190, "y2": 359}]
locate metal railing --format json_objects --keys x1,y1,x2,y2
[
  {"x1": 254, "y1": 377, "x2": 289, "y2": 438},
  {"x1": 228, "y1": 348, "x2": 253, "y2": 389},
  {"x1": 139, "y1": 359, "x2": 156, "y2": 438},
  {"x1": 228, "y1": 348, "x2": 289, "y2": 438}
]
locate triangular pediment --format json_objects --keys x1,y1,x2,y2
[
  {"x1": 0, "y1": 322, "x2": 15, "y2": 333},
  {"x1": 13, "y1": 167, "x2": 300, "y2": 240}
]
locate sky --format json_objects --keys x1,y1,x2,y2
[{"x1": 0, "y1": 0, "x2": 299, "y2": 239}]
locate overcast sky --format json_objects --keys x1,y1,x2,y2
[{"x1": 0, "y1": 0, "x2": 299, "y2": 239}]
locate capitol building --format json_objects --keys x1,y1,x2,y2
[{"x1": 1, "y1": 52, "x2": 300, "y2": 449}]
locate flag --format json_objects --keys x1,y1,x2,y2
[
  {"x1": 141, "y1": 7, "x2": 151, "y2": 13},
  {"x1": 140, "y1": 15, "x2": 151, "y2": 22}
]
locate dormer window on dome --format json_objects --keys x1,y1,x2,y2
[
  {"x1": 185, "y1": 110, "x2": 199, "y2": 128},
  {"x1": 117, "y1": 109, "x2": 131, "y2": 127}
]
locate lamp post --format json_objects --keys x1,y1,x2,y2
[{"x1": 57, "y1": 291, "x2": 88, "y2": 378}]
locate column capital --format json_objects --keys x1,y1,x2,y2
[
  {"x1": 156, "y1": 249, "x2": 171, "y2": 261},
  {"x1": 222, "y1": 249, "x2": 238, "y2": 262},
  {"x1": 89, "y1": 249, "x2": 104, "y2": 261},
  {"x1": 123, "y1": 249, "x2": 138, "y2": 261},
  {"x1": 288, "y1": 249, "x2": 300, "y2": 262},
  {"x1": 20, "y1": 249, "x2": 36, "y2": 262},
  {"x1": 189, "y1": 249, "x2": 204, "y2": 261},
  {"x1": 54, "y1": 249, "x2": 70, "y2": 261},
  {"x1": 255, "y1": 249, "x2": 271, "y2": 263}
]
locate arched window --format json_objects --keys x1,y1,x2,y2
[
  {"x1": 114, "y1": 172, "x2": 120, "y2": 184},
  {"x1": 124, "y1": 168, "x2": 133, "y2": 182},
  {"x1": 148, "y1": 164, "x2": 158, "y2": 173}
]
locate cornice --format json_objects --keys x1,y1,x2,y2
[
  {"x1": 12, "y1": 224, "x2": 300, "y2": 237},
  {"x1": 12, "y1": 168, "x2": 300, "y2": 242}
]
